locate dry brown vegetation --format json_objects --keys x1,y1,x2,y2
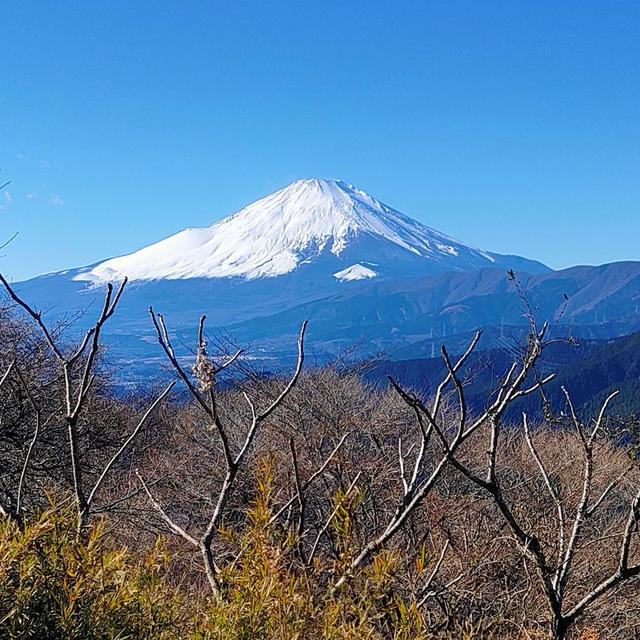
[{"x1": 1, "y1": 276, "x2": 640, "y2": 639}]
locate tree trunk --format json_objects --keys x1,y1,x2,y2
[
  {"x1": 550, "y1": 615, "x2": 570, "y2": 640},
  {"x1": 201, "y1": 541, "x2": 223, "y2": 600}
]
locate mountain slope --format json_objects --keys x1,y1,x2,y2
[
  {"x1": 73, "y1": 179, "x2": 548, "y2": 284},
  {"x1": 220, "y1": 261, "x2": 640, "y2": 358}
]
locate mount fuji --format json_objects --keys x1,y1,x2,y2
[
  {"x1": 73, "y1": 179, "x2": 548, "y2": 284},
  {"x1": 8, "y1": 179, "x2": 640, "y2": 381}
]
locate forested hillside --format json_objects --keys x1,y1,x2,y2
[{"x1": 368, "y1": 329, "x2": 640, "y2": 419}]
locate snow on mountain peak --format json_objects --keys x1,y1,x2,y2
[
  {"x1": 74, "y1": 178, "x2": 496, "y2": 284},
  {"x1": 333, "y1": 263, "x2": 379, "y2": 281}
]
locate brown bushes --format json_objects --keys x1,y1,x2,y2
[
  {"x1": 120, "y1": 366, "x2": 640, "y2": 639},
  {"x1": 2, "y1": 277, "x2": 640, "y2": 639}
]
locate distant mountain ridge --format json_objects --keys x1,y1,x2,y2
[{"x1": 214, "y1": 259, "x2": 640, "y2": 344}]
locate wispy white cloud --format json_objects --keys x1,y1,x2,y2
[
  {"x1": 3, "y1": 191, "x2": 12, "y2": 205},
  {"x1": 25, "y1": 192, "x2": 37, "y2": 200},
  {"x1": 41, "y1": 160, "x2": 51, "y2": 168},
  {"x1": 49, "y1": 194, "x2": 65, "y2": 206}
]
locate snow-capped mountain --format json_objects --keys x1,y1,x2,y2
[
  {"x1": 8, "y1": 175, "x2": 640, "y2": 385},
  {"x1": 74, "y1": 179, "x2": 547, "y2": 284},
  {"x1": 10, "y1": 177, "x2": 586, "y2": 382}
]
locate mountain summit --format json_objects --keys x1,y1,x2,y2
[{"x1": 74, "y1": 179, "x2": 548, "y2": 284}]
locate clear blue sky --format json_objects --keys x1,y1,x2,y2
[{"x1": 2, "y1": 0, "x2": 639, "y2": 281}]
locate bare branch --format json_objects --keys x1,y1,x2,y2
[
  {"x1": 214, "y1": 349, "x2": 243, "y2": 375},
  {"x1": 440, "y1": 344, "x2": 467, "y2": 437},
  {"x1": 0, "y1": 232, "x2": 18, "y2": 252},
  {"x1": 209, "y1": 388, "x2": 234, "y2": 469},
  {"x1": 619, "y1": 487, "x2": 640, "y2": 574},
  {"x1": 556, "y1": 390, "x2": 620, "y2": 596},
  {"x1": 234, "y1": 321, "x2": 307, "y2": 466},
  {"x1": 524, "y1": 413, "x2": 566, "y2": 574},
  {"x1": 289, "y1": 437, "x2": 305, "y2": 540},
  {"x1": 242, "y1": 391, "x2": 257, "y2": 423},
  {"x1": 0, "y1": 359, "x2": 14, "y2": 392},
  {"x1": 148, "y1": 307, "x2": 212, "y2": 418},
  {"x1": 135, "y1": 469, "x2": 198, "y2": 547},
  {"x1": 563, "y1": 486, "x2": 640, "y2": 625},
  {"x1": 398, "y1": 437, "x2": 409, "y2": 494},
  {"x1": 588, "y1": 389, "x2": 620, "y2": 445},
  {"x1": 513, "y1": 373, "x2": 557, "y2": 399},
  {"x1": 87, "y1": 381, "x2": 175, "y2": 510},
  {"x1": 587, "y1": 465, "x2": 633, "y2": 517},
  {"x1": 431, "y1": 330, "x2": 482, "y2": 420},
  {"x1": 409, "y1": 407, "x2": 431, "y2": 489},
  {"x1": 0, "y1": 272, "x2": 64, "y2": 360},
  {"x1": 416, "y1": 539, "x2": 450, "y2": 607},
  {"x1": 257, "y1": 321, "x2": 308, "y2": 422},
  {"x1": 562, "y1": 386, "x2": 585, "y2": 444},
  {"x1": 268, "y1": 432, "x2": 350, "y2": 526},
  {"x1": 308, "y1": 472, "x2": 361, "y2": 564},
  {"x1": 417, "y1": 573, "x2": 464, "y2": 609},
  {"x1": 145, "y1": 316, "x2": 307, "y2": 599},
  {"x1": 14, "y1": 365, "x2": 41, "y2": 516}
]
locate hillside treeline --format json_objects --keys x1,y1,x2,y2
[{"x1": 1, "y1": 278, "x2": 640, "y2": 640}]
